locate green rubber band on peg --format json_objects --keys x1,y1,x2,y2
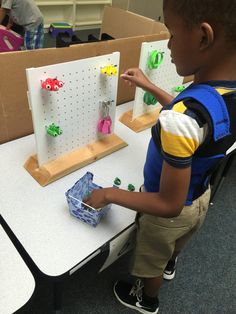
[
  {"x1": 148, "y1": 50, "x2": 164, "y2": 69},
  {"x1": 143, "y1": 91, "x2": 158, "y2": 106},
  {"x1": 46, "y1": 123, "x2": 63, "y2": 137}
]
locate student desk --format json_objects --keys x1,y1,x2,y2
[
  {"x1": 0, "y1": 102, "x2": 150, "y2": 312},
  {"x1": 0, "y1": 223, "x2": 35, "y2": 314}
]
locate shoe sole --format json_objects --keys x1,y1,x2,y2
[
  {"x1": 113, "y1": 283, "x2": 159, "y2": 314},
  {"x1": 163, "y1": 271, "x2": 175, "y2": 280}
]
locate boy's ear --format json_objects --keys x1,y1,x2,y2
[{"x1": 199, "y1": 22, "x2": 214, "y2": 51}]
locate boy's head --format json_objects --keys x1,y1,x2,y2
[
  {"x1": 164, "y1": 0, "x2": 236, "y2": 47},
  {"x1": 163, "y1": 0, "x2": 236, "y2": 79}
]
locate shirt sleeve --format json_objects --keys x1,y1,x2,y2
[{"x1": 158, "y1": 101, "x2": 207, "y2": 168}]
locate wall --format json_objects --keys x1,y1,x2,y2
[
  {"x1": 112, "y1": 0, "x2": 164, "y2": 21},
  {"x1": 112, "y1": 0, "x2": 128, "y2": 10},
  {"x1": 35, "y1": 0, "x2": 112, "y2": 30}
]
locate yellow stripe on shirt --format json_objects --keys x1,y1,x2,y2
[
  {"x1": 172, "y1": 101, "x2": 187, "y2": 114},
  {"x1": 215, "y1": 88, "x2": 235, "y2": 95},
  {"x1": 161, "y1": 128, "x2": 200, "y2": 157}
]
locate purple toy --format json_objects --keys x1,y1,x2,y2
[{"x1": 49, "y1": 22, "x2": 75, "y2": 38}]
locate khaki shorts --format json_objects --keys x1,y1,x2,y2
[{"x1": 130, "y1": 187, "x2": 211, "y2": 278}]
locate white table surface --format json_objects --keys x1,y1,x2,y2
[
  {"x1": 0, "y1": 102, "x2": 151, "y2": 277},
  {"x1": 0, "y1": 224, "x2": 35, "y2": 314}
]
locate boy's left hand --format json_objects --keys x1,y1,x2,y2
[{"x1": 83, "y1": 188, "x2": 110, "y2": 209}]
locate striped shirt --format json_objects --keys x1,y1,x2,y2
[{"x1": 144, "y1": 81, "x2": 236, "y2": 204}]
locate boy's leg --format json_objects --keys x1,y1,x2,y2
[
  {"x1": 113, "y1": 187, "x2": 211, "y2": 312},
  {"x1": 164, "y1": 187, "x2": 211, "y2": 280},
  {"x1": 114, "y1": 212, "x2": 188, "y2": 313},
  {"x1": 34, "y1": 23, "x2": 44, "y2": 49},
  {"x1": 143, "y1": 276, "x2": 163, "y2": 297},
  {"x1": 24, "y1": 23, "x2": 44, "y2": 50}
]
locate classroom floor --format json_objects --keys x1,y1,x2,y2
[{"x1": 43, "y1": 28, "x2": 101, "y2": 49}]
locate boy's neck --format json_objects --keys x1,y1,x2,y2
[{"x1": 194, "y1": 52, "x2": 236, "y2": 84}]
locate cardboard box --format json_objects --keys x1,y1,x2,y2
[{"x1": 0, "y1": 6, "x2": 168, "y2": 144}]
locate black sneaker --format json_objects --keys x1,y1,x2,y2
[
  {"x1": 163, "y1": 257, "x2": 178, "y2": 280},
  {"x1": 113, "y1": 279, "x2": 159, "y2": 314}
]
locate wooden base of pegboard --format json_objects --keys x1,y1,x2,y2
[
  {"x1": 119, "y1": 109, "x2": 160, "y2": 133},
  {"x1": 24, "y1": 134, "x2": 127, "y2": 186}
]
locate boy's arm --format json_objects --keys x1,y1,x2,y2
[
  {"x1": 121, "y1": 68, "x2": 174, "y2": 106},
  {"x1": 6, "y1": 15, "x2": 13, "y2": 29},
  {"x1": 84, "y1": 161, "x2": 191, "y2": 218}
]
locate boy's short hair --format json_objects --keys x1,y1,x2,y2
[{"x1": 164, "y1": 0, "x2": 236, "y2": 47}]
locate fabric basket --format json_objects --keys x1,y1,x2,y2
[{"x1": 66, "y1": 172, "x2": 111, "y2": 227}]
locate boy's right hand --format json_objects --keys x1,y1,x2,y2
[{"x1": 120, "y1": 68, "x2": 152, "y2": 90}]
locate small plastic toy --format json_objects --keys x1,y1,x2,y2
[
  {"x1": 49, "y1": 22, "x2": 75, "y2": 38},
  {"x1": 148, "y1": 50, "x2": 164, "y2": 70},
  {"x1": 101, "y1": 65, "x2": 118, "y2": 76},
  {"x1": 0, "y1": 25, "x2": 23, "y2": 52},
  {"x1": 46, "y1": 123, "x2": 63, "y2": 137},
  {"x1": 143, "y1": 91, "x2": 158, "y2": 105},
  {"x1": 113, "y1": 177, "x2": 121, "y2": 186},
  {"x1": 41, "y1": 78, "x2": 64, "y2": 91},
  {"x1": 98, "y1": 101, "x2": 113, "y2": 134},
  {"x1": 173, "y1": 85, "x2": 186, "y2": 93},
  {"x1": 98, "y1": 116, "x2": 112, "y2": 134},
  {"x1": 128, "y1": 184, "x2": 135, "y2": 192}
]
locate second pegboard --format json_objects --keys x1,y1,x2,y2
[
  {"x1": 26, "y1": 52, "x2": 120, "y2": 166},
  {"x1": 132, "y1": 40, "x2": 183, "y2": 119}
]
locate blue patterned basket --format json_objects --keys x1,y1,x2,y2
[{"x1": 66, "y1": 172, "x2": 111, "y2": 227}]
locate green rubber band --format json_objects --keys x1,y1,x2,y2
[
  {"x1": 128, "y1": 184, "x2": 135, "y2": 192},
  {"x1": 148, "y1": 50, "x2": 164, "y2": 69},
  {"x1": 173, "y1": 85, "x2": 186, "y2": 93},
  {"x1": 143, "y1": 91, "x2": 158, "y2": 106},
  {"x1": 46, "y1": 123, "x2": 63, "y2": 137},
  {"x1": 114, "y1": 177, "x2": 121, "y2": 186}
]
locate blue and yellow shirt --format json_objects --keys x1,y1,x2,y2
[{"x1": 144, "y1": 81, "x2": 236, "y2": 205}]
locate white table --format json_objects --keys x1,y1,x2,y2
[
  {"x1": 0, "y1": 224, "x2": 35, "y2": 314},
  {"x1": 0, "y1": 102, "x2": 150, "y2": 277}
]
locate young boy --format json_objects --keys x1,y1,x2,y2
[
  {"x1": 0, "y1": 0, "x2": 44, "y2": 50},
  {"x1": 84, "y1": 0, "x2": 236, "y2": 313}
]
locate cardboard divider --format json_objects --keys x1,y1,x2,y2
[
  {"x1": 0, "y1": 7, "x2": 169, "y2": 144},
  {"x1": 24, "y1": 134, "x2": 127, "y2": 187},
  {"x1": 100, "y1": 6, "x2": 166, "y2": 39},
  {"x1": 0, "y1": 33, "x2": 168, "y2": 144}
]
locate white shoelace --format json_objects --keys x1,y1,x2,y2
[{"x1": 129, "y1": 279, "x2": 144, "y2": 302}]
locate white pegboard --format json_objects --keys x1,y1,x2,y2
[
  {"x1": 26, "y1": 52, "x2": 120, "y2": 166},
  {"x1": 132, "y1": 40, "x2": 183, "y2": 119}
]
